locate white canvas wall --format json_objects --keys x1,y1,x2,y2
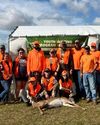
[{"x1": 9, "y1": 37, "x2": 27, "y2": 60}]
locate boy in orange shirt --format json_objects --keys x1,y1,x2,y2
[
  {"x1": 41, "y1": 68, "x2": 58, "y2": 98},
  {"x1": 80, "y1": 46, "x2": 97, "y2": 104}
]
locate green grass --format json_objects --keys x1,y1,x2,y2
[{"x1": 0, "y1": 100, "x2": 100, "y2": 125}]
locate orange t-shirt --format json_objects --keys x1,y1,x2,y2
[
  {"x1": 41, "y1": 76, "x2": 56, "y2": 91},
  {"x1": 28, "y1": 82, "x2": 41, "y2": 97},
  {"x1": 91, "y1": 51, "x2": 100, "y2": 70},
  {"x1": 71, "y1": 48, "x2": 85, "y2": 70},
  {"x1": 80, "y1": 54, "x2": 96, "y2": 73},
  {"x1": 46, "y1": 57, "x2": 58, "y2": 72},
  {"x1": 27, "y1": 49, "x2": 45, "y2": 73},
  {"x1": 56, "y1": 48, "x2": 70, "y2": 64}
]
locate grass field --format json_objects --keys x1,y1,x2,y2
[{"x1": 0, "y1": 100, "x2": 100, "y2": 125}]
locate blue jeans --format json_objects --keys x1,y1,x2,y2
[
  {"x1": 73, "y1": 70, "x2": 85, "y2": 98},
  {"x1": 83, "y1": 73, "x2": 96, "y2": 100},
  {"x1": 96, "y1": 70, "x2": 100, "y2": 86},
  {"x1": 0, "y1": 80, "x2": 9, "y2": 101}
]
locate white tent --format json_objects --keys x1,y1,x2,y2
[
  {"x1": 11, "y1": 26, "x2": 100, "y2": 37},
  {"x1": 9, "y1": 26, "x2": 100, "y2": 60}
]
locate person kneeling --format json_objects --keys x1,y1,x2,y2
[
  {"x1": 41, "y1": 68, "x2": 58, "y2": 98},
  {"x1": 19, "y1": 77, "x2": 48, "y2": 106},
  {"x1": 59, "y1": 70, "x2": 75, "y2": 102}
]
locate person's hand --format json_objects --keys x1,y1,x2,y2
[
  {"x1": 80, "y1": 73, "x2": 83, "y2": 78},
  {"x1": 70, "y1": 69, "x2": 73, "y2": 75},
  {"x1": 52, "y1": 91, "x2": 55, "y2": 98},
  {"x1": 45, "y1": 94, "x2": 49, "y2": 99},
  {"x1": 54, "y1": 71, "x2": 57, "y2": 76}
]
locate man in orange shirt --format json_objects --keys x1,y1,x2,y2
[
  {"x1": 80, "y1": 46, "x2": 97, "y2": 104},
  {"x1": 71, "y1": 40, "x2": 85, "y2": 99},
  {"x1": 41, "y1": 68, "x2": 58, "y2": 98},
  {"x1": 19, "y1": 77, "x2": 48, "y2": 105},
  {"x1": 90, "y1": 42, "x2": 100, "y2": 97},
  {"x1": 27, "y1": 41, "x2": 45, "y2": 77}
]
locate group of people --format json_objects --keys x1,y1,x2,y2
[{"x1": 0, "y1": 39, "x2": 100, "y2": 106}]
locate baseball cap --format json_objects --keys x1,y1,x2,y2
[
  {"x1": 44, "y1": 68, "x2": 51, "y2": 73},
  {"x1": 28, "y1": 77, "x2": 36, "y2": 82},
  {"x1": 0, "y1": 45, "x2": 5, "y2": 49},
  {"x1": 32, "y1": 41, "x2": 40, "y2": 45},
  {"x1": 75, "y1": 40, "x2": 79, "y2": 43},
  {"x1": 85, "y1": 46, "x2": 90, "y2": 51},
  {"x1": 91, "y1": 42, "x2": 96, "y2": 47},
  {"x1": 62, "y1": 70, "x2": 67, "y2": 76}
]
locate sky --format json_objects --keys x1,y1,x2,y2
[{"x1": 0, "y1": 0, "x2": 100, "y2": 43}]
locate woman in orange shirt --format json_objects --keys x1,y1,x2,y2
[
  {"x1": 59, "y1": 70, "x2": 74, "y2": 101},
  {"x1": 13, "y1": 48, "x2": 27, "y2": 100},
  {"x1": 46, "y1": 49, "x2": 59, "y2": 77}
]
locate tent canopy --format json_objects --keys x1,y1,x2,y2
[{"x1": 10, "y1": 26, "x2": 100, "y2": 37}]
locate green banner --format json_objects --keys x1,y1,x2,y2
[{"x1": 26, "y1": 35, "x2": 88, "y2": 52}]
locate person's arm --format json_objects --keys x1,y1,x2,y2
[
  {"x1": 80, "y1": 56, "x2": 83, "y2": 77},
  {"x1": 27, "y1": 52, "x2": 31, "y2": 76},
  {"x1": 41, "y1": 77, "x2": 49, "y2": 99}
]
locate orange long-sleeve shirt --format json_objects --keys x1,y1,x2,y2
[{"x1": 27, "y1": 49, "x2": 45, "y2": 74}]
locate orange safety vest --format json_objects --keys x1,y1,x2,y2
[
  {"x1": 14, "y1": 56, "x2": 27, "y2": 78},
  {"x1": 28, "y1": 82, "x2": 42, "y2": 97},
  {"x1": 46, "y1": 57, "x2": 58, "y2": 72},
  {"x1": 56, "y1": 48, "x2": 70, "y2": 64},
  {"x1": 1, "y1": 60, "x2": 12, "y2": 80},
  {"x1": 0, "y1": 52, "x2": 4, "y2": 62},
  {"x1": 41, "y1": 76, "x2": 55, "y2": 91},
  {"x1": 59, "y1": 79, "x2": 72, "y2": 93}
]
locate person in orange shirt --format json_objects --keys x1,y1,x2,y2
[
  {"x1": 0, "y1": 61, "x2": 10, "y2": 102},
  {"x1": 90, "y1": 42, "x2": 100, "y2": 97},
  {"x1": 41, "y1": 68, "x2": 58, "y2": 98},
  {"x1": 13, "y1": 48, "x2": 27, "y2": 101},
  {"x1": 27, "y1": 41, "x2": 45, "y2": 77},
  {"x1": 46, "y1": 49, "x2": 59, "y2": 78},
  {"x1": 56, "y1": 41, "x2": 72, "y2": 79},
  {"x1": 2, "y1": 53, "x2": 13, "y2": 101},
  {"x1": 80, "y1": 46, "x2": 98, "y2": 104},
  {"x1": 0, "y1": 45, "x2": 5, "y2": 62},
  {"x1": 59, "y1": 70, "x2": 75, "y2": 102},
  {"x1": 71, "y1": 40, "x2": 85, "y2": 99},
  {"x1": 26, "y1": 77, "x2": 48, "y2": 104}
]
